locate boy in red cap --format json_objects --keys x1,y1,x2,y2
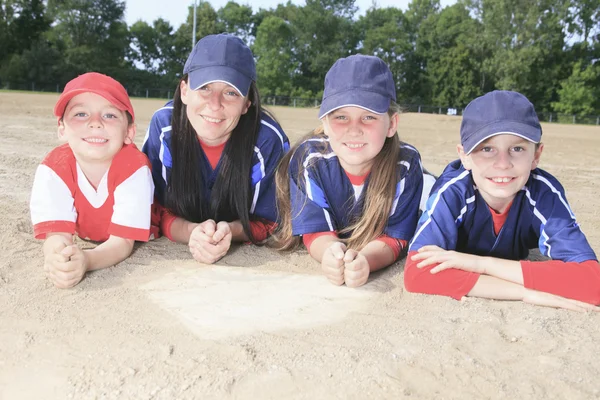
[{"x1": 30, "y1": 72, "x2": 156, "y2": 289}]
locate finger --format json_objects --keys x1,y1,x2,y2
[
  {"x1": 345, "y1": 277, "x2": 367, "y2": 288},
  {"x1": 343, "y1": 249, "x2": 358, "y2": 263},
  {"x1": 330, "y1": 244, "x2": 346, "y2": 260},
  {"x1": 417, "y1": 255, "x2": 448, "y2": 268},
  {"x1": 344, "y1": 268, "x2": 367, "y2": 281},
  {"x1": 418, "y1": 245, "x2": 442, "y2": 253},
  {"x1": 344, "y1": 258, "x2": 365, "y2": 272},
  {"x1": 326, "y1": 273, "x2": 344, "y2": 286},
  {"x1": 430, "y1": 261, "x2": 456, "y2": 274},
  {"x1": 59, "y1": 246, "x2": 75, "y2": 260}
]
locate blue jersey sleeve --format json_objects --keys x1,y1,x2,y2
[
  {"x1": 409, "y1": 169, "x2": 472, "y2": 252},
  {"x1": 289, "y1": 145, "x2": 337, "y2": 235},
  {"x1": 530, "y1": 172, "x2": 597, "y2": 262},
  {"x1": 141, "y1": 104, "x2": 173, "y2": 206},
  {"x1": 249, "y1": 117, "x2": 290, "y2": 222},
  {"x1": 385, "y1": 146, "x2": 424, "y2": 240}
]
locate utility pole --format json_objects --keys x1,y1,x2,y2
[{"x1": 192, "y1": 0, "x2": 197, "y2": 47}]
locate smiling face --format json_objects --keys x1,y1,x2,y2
[
  {"x1": 180, "y1": 80, "x2": 252, "y2": 146},
  {"x1": 322, "y1": 106, "x2": 398, "y2": 176},
  {"x1": 58, "y1": 92, "x2": 135, "y2": 166},
  {"x1": 458, "y1": 134, "x2": 544, "y2": 213}
]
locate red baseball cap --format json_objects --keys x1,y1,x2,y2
[{"x1": 54, "y1": 72, "x2": 135, "y2": 122}]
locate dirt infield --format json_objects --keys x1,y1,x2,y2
[{"x1": 1, "y1": 92, "x2": 599, "y2": 399}]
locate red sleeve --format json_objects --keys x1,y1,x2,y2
[
  {"x1": 403, "y1": 250, "x2": 480, "y2": 300},
  {"x1": 302, "y1": 231, "x2": 338, "y2": 252},
  {"x1": 249, "y1": 219, "x2": 277, "y2": 242},
  {"x1": 521, "y1": 259, "x2": 600, "y2": 305},
  {"x1": 33, "y1": 221, "x2": 76, "y2": 240},
  {"x1": 151, "y1": 202, "x2": 177, "y2": 241},
  {"x1": 374, "y1": 235, "x2": 407, "y2": 260}
]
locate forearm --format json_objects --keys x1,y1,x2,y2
[
  {"x1": 479, "y1": 257, "x2": 524, "y2": 285},
  {"x1": 83, "y1": 236, "x2": 135, "y2": 271},
  {"x1": 359, "y1": 240, "x2": 396, "y2": 272},
  {"x1": 308, "y1": 235, "x2": 343, "y2": 262},
  {"x1": 227, "y1": 220, "x2": 249, "y2": 242},
  {"x1": 168, "y1": 217, "x2": 199, "y2": 244},
  {"x1": 467, "y1": 275, "x2": 526, "y2": 300}
]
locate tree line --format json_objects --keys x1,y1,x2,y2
[{"x1": 1, "y1": 0, "x2": 599, "y2": 115}]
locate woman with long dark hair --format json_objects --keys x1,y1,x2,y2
[{"x1": 143, "y1": 34, "x2": 289, "y2": 264}]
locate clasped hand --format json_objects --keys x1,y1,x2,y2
[
  {"x1": 188, "y1": 220, "x2": 232, "y2": 264},
  {"x1": 322, "y1": 242, "x2": 370, "y2": 288}
]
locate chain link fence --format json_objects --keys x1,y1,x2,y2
[{"x1": 3, "y1": 83, "x2": 599, "y2": 126}]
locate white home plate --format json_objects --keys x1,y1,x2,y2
[{"x1": 141, "y1": 267, "x2": 377, "y2": 339}]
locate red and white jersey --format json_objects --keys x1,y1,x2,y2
[{"x1": 30, "y1": 143, "x2": 155, "y2": 242}]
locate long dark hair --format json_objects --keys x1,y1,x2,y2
[{"x1": 165, "y1": 75, "x2": 263, "y2": 243}]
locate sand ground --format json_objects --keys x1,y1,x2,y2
[{"x1": 1, "y1": 92, "x2": 599, "y2": 400}]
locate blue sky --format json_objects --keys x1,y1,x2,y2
[{"x1": 124, "y1": 0, "x2": 457, "y2": 27}]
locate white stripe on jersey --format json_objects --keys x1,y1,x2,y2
[
  {"x1": 303, "y1": 151, "x2": 337, "y2": 231},
  {"x1": 525, "y1": 188, "x2": 552, "y2": 257},
  {"x1": 532, "y1": 173, "x2": 576, "y2": 219},
  {"x1": 454, "y1": 195, "x2": 476, "y2": 224},
  {"x1": 390, "y1": 176, "x2": 406, "y2": 216},
  {"x1": 159, "y1": 126, "x2": 171, "y2": 184},
  {"x1": 30, "y1": 165, "x2": 77, "y2": 225},
  {"x1": 410, "y1": 169, "x2": 471, "y2": 247},
  {"x1": 76, "y1": 163, "x2": 109, "y2": 208},
  {"x1": 251, "y1": 146, "x2": 266, "y2": 214},
  {"x1": 112, "y1": 166, "x2": 154, "y2": 230},
  {"x1": 261, "y1": 119, "x2": 286, "y2": 148},
  {"x1": 143, "y1": 106, "x2": 173, "y2": 147}
]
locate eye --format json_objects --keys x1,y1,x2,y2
[
  {"x1": 73, "y1": 112, "x2": 87, "y2": 117},
  {"x1": 363, "y1": 115, "x2": 376, "y2": 121},
  {"x1": 225, "y1": 90, "x2": 239, "y2": 97},
  {"x1": 480, "y1": 146, "x2": 493, "y2": 152},
  {"x1": 511, "y1": 146, "x2": 525, "y2": 152},
  {"x1": 104, "y1": 113, "x2": 118, "y2": 119},
  {"x1": 333, "y1": 115, "x2": 347, "y2": 120}
]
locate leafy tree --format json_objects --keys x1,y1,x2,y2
[
  {"x1": 418, "y1": 3, "x2": 485, "y2": 107},
  {"x1": 552, "y1": 61, "x2": 598, "y2": 115},
  {"x1": 359, "y1": 7, "x2": 414, "y2": 102},
  {"x1": 45, "y1": 0, "x2": 130, "y2": 81},
  {"x1": 217, "y1": 2, "x2": 254, "y2": 43},
  {"x1": 253, "y1": 15, "x2": 295, "y2": 96}
]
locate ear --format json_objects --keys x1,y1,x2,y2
[
  {"x1": 241, "y1": 98, "x2": 251, "y2": 115},
  {"x1": 387, "y1": 113, "x2": 399, "y2": 138},
  {"x1": 180, "y1": 80, "x2": 190, "y2": 105},
  {"x1": 531, "y1": 142, "x2": 544, "y2": 170},
  {"x1": 457, "y1": 144, "x2": 472, "y2": 170},
  {"x1": 57, "y1": 119, "x2": 68, "y2": 142},
  {"x1": 124, "y1": 123, "x2": 137, "y2": 145}
]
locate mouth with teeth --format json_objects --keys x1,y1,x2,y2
[
  {"x1": 489, "y1": 177, "x2": 514, "y2": 183},
  {"x1": 345, "y1": 143, "x2": 365, "y2": 149},
  {"x1": 201, "y1": 115, "x2": 224, "y2": 124},
  {"x1": 83, "y1": 137, "x2": 108, "y2": 144}
]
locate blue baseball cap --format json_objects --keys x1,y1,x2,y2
[
  {"x1": 319, "y1": 55, "x2": 396, "y2": 119},
  {"x1": 183, "y1": 34, "x2": 256, "y2": 97},
  {"x1": 461, "y1": 90, "x2": 542, "y2": 154}
]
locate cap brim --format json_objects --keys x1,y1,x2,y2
[
  {"x1": 54, "y1": 89, "x2": 131, "y2": 119},
  {"x1": 188, "y1": 66, "x2": 251, "y2": 97},
  {"x1": 319, "y1": 90, "x2": 390, "y2": 119},
  {"x1": 463, "y1": 121, "x2": 541, "y2": 154}
]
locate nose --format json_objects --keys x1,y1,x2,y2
[
  {"x1": 494, "y1": 151, "x2": 513, "y2": 169},
  {"x1": 346, "y1": 120, "x2": 363, "y2": 136},
  {"x1": 88, "y1": 113, "x2": 103, "y2": 129},
  {"x1": 207, "y1": 91, "x2": 223, "y2": 111}
]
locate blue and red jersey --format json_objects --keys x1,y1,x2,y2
[
  {"x1": 142, "y1": 101, "x2": 289, "y2": 239},
  {"x1": 405, "y1": 159, "x2": 600, "y2": 303},
  {"x1": 289, "y1": 137, "x2": 424, "y2": 244}
]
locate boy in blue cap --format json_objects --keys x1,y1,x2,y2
[{"x1": 405, "y1": 90, "x2": 600, "y2": 311}]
